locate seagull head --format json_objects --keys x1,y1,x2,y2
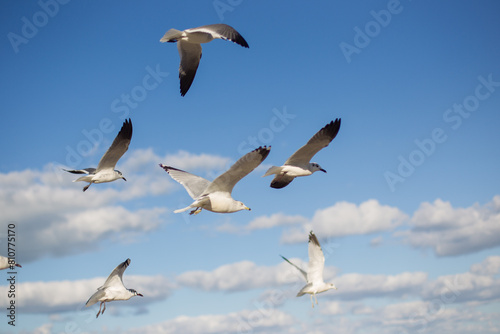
[
  {"x1": 329, "y1": 283, "x2": 337, "y2": 290},
  {"x1": 129, "y1": 289, "x2": 143, "y2": 297},
  {"x1": 310, "y1": 163, "x2": 326, "y2": 173},
  {"x1": 236, "y1": 201, "x2": 251, "y2": 212},
  {"x1": 115, "y1": 170, "x2": 127, "y2": 181}
]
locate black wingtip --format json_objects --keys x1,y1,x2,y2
[
  {"x1": 255, "y1": 145, "x2": 271, "y2": 160},
  {"x1": 308, "y1": 231, "x2": 320, "y2": 246},
  {"x1": 326, "y1": 118, "x2": 341, "y2": 140},
  {"x1": 159, "y1": 164, "x2": 186, "y2": 173}
]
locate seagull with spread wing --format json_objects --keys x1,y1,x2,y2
[
  {"x1": 85, "y1": 258, "x2": 143, "y2": 318},
  {"x1": 63, "y1": 118, "x2": 132, "y2": 192},
  {"x1": 160, "y1": 146, "x2": 270, "y2": 215},
  {"x1": 263, "y1": 119, "x2": 341, "y2": 188},
  {"x1": 160, "y1": 24, "x2": 249, "y2": 96},
  {"x1": 281, "y1": 231, "x2": 337, "y2": 308}
]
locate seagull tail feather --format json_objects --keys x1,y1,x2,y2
[
  {"x1": 262, "y1": 166, "x2": 282, "y2": 177},
  {"x1": 174, "y1": 205, "x2": 192, "y2": 214},
  {"x1": 160, "y1": 29, "x2": 182, "y2": 43}
]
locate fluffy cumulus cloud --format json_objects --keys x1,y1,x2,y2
[
  {"x1": 400, "y1": 196, "x2": 500, "y2": 256},
  {"x1": 219, "y1": 199, "x2": 408, "y2": 242},
  {"x1": 0, "y1": 275, "x2": 173, "y2": 314},
  {"x1": 0, "y1": 149, "x2": 233, "y2": 263},
  {"x1": 176, "y1": 260, "x2": 306, "y2": 292},
  {"x1": 281, "y1": 199, "x2": 407, "y2": 243}
]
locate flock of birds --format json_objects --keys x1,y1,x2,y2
[{"x1": 3, "y1": 24, "x2": 341, "y2": 317}]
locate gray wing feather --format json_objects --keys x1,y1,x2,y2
[
  {"x1": 63, "y1": 168, "x2": 96, "y2": 175},
  {"x1": 280, "y1": 255, "x2": 307, "y2": 281},
  {"x1": 159, "y1": 164, "x2": 211, "y2": 199},
  {"x1": 188, "y1": 24, "x2": 249, "y2": 48},
  {"x1": 206, "y1": 146, "x2": 270, "y2": 194},
  {"x1": 285, "y1": 119, "x2": 341, "y2": 166},
  {"x1": 270, "y1": 174, "x2": 295, "y2": 189},
  {"x1": 178, "y1": 41, "x2": 202, "y2": 96},
  {"x1": 96, "y1": 119, "x2": 132, "y2": 171}
]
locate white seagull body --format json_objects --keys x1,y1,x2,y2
[
  {"x1": 64, "y1": 119, "x2": 133, "y2": 191},
  {"x1": 281, "y1": 231, "x2": 337, "y2": 308},
  {"x1": 160, "y1": 146, "x2": 270, "y2": 215},
  {"x1": 160, "y1": 24, "x2": 249, "y2": 96},
  {"x1": 85, "y1": 258, "x2": 143, "y2": 318},
  {"x1": 0, "y1": 255, "x2": 22, "y2": 270},
  {"x1": 263, "y1": 119, "x2": 341, "y2": 188}
]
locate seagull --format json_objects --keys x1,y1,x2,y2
[
  {"x1": 263, "y1": 119, "x2": 341, "y2": 189},
  {"x1": 160, "y1": 146, "x2": 270, "y2": 215},
  {"x1": 63, "y1": 118, "x2": 133, "y2": 192},
  {"x1": 0, "y1": 255, "x2": 22, "y2": 270},
  {"x1": 85, "y1": 258, "x2": 143, "y2": 318},
  {"x1": 281, "y1": 231, "x2": 337, "y2": 308},
  {"x1": 160, "y1": 24, "x2": 249, "y2": 96}
]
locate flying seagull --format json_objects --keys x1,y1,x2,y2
[
  {"x1": 64, "y1": 118, "x2": 133, "y2": 192},
  {"x1": 160, "y1": 146, "x2": 270, "y2": 215},
  {"x1": 85, "y1": 258, "x2": 143, "y2": 318},
  {"x1": 281, "y1": 231, "x2": 337, "y2": 308},
  {"x1": 0, "y1": 255, "x2": 22, "y2": 270},
  {"x1": 160, "y1": 24, "x2": 249, "y2": 96},
  {"x1": 263, "y1": 119, "x2": 341, "y2": 188}
]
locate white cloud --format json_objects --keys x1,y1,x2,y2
[
  {"x1": 0, "y1": 148, "x2": 232, "y2": 263},
  {"x1": 122, "y1": 148, "x2": 230, "y2": 176},
  {"x1": 334, "y1": 272, "x2": 428, "y2": 301},
  {"x1": 400, "y1": 196, "x2": 500, "y2": 256},
  {"x1": 0, "y1": 275, "x2": 173, "y2": 314},
  {"x1": 177, "y1": 260, "x2": 304, "y2": 292},
  {"x1": 422, "y1": 257, "x2": 500, "y2": 304},
  {"x1": 218, "y1": 199, "x2": 407, "y2": 242},
  {"x1": 124, "y1": 309, "x2": 296, "y2": 334},
  {"x1": 281, "y1": 199, "x2": 408, "y2": 243}
]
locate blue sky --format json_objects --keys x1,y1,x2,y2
[{"x1": 1, "y1": 0, "x2": 500, "y2": 333}]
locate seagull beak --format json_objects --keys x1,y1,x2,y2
[
  {"x1": 16, "y1": 264, "x2": 22, "y2": 268},
  {"x1": 137, "y1": 293, "x2": 143, "y2": 297},
  {"x1": 245, "y1": 206, "x2": 251, "y2": 211},
  {"x1": 320, "y1": 168, "x2": 327, "y2": 173},
  {"x1": 122, "y1": 177, "x2": 127, "y2": 181}
]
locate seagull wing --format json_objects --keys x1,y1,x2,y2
[
  {"x1": 63, "y1": 168, "x2": 96, "y2": 175},
  {"x1": 159, "y1": 164, "x2": 211, "y2": 199},
  {"x1": 188, "y1": 24, "x2": 249, "y2": 48},
  {"x1": 270, "y1": 174, "x2": 295, "y2": 189},
  {"x1": 280, "y1": 255, "x2": 307, "y2": 281},
  {"x1": 307, "y1": 231, "x2": 326, "y2": 284},
  {"x1": 178, "y1": 41, "x2": 202, "y2": 96},
  {"x1": 96, "y1": 119, "x2": 133, "y2": 172},
  {"x1": 100, "y1": 258, "x2": 131, "y2": 290},
  {"x1": 284, "y1": 119, "x2": 341, "y2": 166},
  {"x1": 206, "y1": 146, "x2": 270, "y2": 194}
]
